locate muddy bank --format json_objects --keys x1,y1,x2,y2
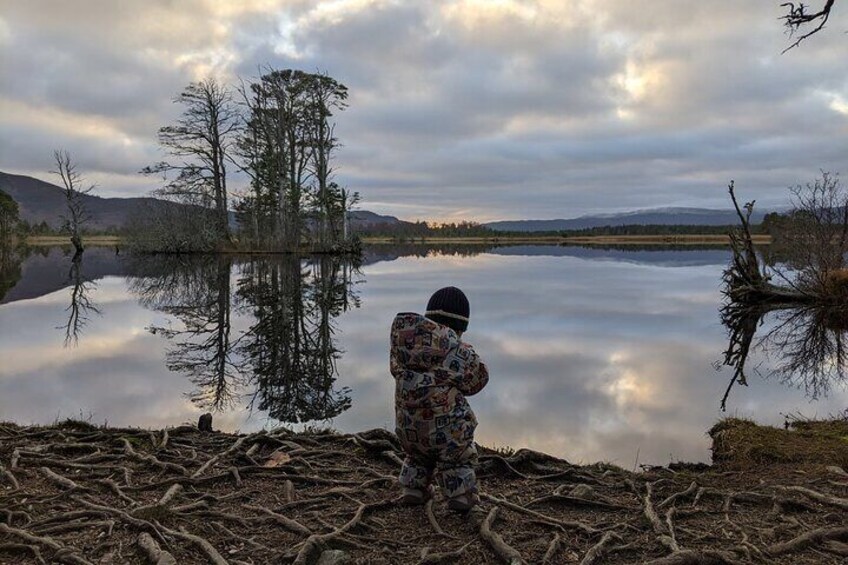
[{"x1": 1, "y1": 420, "x2": 846, "y2": 564}]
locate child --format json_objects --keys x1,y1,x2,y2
[{"x1": 390, "y1": 286, "x2": 489, "y2": 512}]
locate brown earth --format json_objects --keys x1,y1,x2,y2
[{"x1": 1, "y1": 420, "x2": 846, "y2": 564}]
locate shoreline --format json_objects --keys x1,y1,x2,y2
[
  {"x1": 22, "y1": 234, "x2": 772, "y2": 249},
  {"x1": 363, "y1": 234, "x2": 771, "y2": 245},
  {"x1": 1, "y1": 418, "x2": 845, "y2": 564}
]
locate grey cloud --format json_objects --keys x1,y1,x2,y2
[{"x1": 1, "y1": 1, "x2": 847, "y2": 219}]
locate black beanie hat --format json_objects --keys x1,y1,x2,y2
[{"x1": 426, "y1": 286, "x2": 469, "y2": 334}]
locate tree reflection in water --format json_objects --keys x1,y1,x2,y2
[
  {"x1": 59, "y1": 252, "x2": 101, "y2": 347},
  {"x1": 130, "y1": 255, "x2": 241, "y2": 410},
  {"x1": 760, "y1": 306, "x2": 848, "y2": 399},
  {"x1": 720, "y1": 300, "x2": 848, "y2": 409},
  {"x1": 237, "y1": 255, "x2": 358, "y2": 423},
  {"x1": 0, "y1": 245, "x2": 25, "y2": 302},
  {"x1": 130, "y1": 254, "x2": 360, "y2": 423}
]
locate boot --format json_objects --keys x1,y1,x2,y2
[
  {"x1": 447, "y1": 492, "x2": 480, "y2": 512},
  {"x1": 401, "y1": 485, "x2": 433, "y2": 506}
]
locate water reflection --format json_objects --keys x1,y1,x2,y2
[
  {"x1": 721, "y1": 302, "x2": 848, "y2": 408},
  {"x1": 128, "y1": 254, "x2": 359, "y2": 422},
  {"x1": 0, "y1": 245, "x2": 24, "y2": 302},
  {"x1": 236, "y1": 256, "x2": 358, "y2": 422},
  {"x1": 59, "y1": 254, "x2": 101, "y2": 347},
  {"x1": 719, "y1": 245, "x2": 848, "y2": 408},
  {"x1": 129, "y1": 255, "x2": 240, "y2": 410},
  {"x1": 2, "y1": 243, "x2": 847, "y2": 464}
]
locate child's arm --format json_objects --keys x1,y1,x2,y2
[{"x1": 455, "y1": 343, "x2": 489, "y2": 396}]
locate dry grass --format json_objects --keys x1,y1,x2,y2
[
  {"x1": 709, "y1": 417, "x2": 848, "y2": 469},
  {"x1": 26, "y1": 235, "x2": 123, "y2": 246}
]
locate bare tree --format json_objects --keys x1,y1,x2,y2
[
  {"x1": 52, "y1": 150, "x2": 93, "y2": 256},
  {"x1": 781, "y1": 0, "x2": 838, "y2": 51},
  {"x1": 779, "y1": 173, "x2": 848, "y2": 290},
  {"x1": 143, "y1": 78, "x2": 239, "y2": 244}
]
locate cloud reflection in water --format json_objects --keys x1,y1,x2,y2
[{"x1": 1, "y1": 245, "x2": 846, "y2": 465}]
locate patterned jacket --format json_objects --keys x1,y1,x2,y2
[{"x1": 390, "y1": 313, "x2": 489, "y2": 452}]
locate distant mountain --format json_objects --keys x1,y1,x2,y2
[
  {"x1": 0, "y1": 171, "x2": 188, "y2": 231},
  {"x1": 0, "y1": 172, "x2": 404, "y2": 231},
  {"x1": 485, "y1": 207, "x2": 771, "y2": 232},
  {"x1": 348, "y1": 210, "x2": 404, "y2": 227}
]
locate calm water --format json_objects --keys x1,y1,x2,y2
[{"x1": 1, "y1": 244, "x2": 845, "y2": 466}]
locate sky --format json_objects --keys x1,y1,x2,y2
[{"x1": 0, "y1": 0, "x2": 846, "y2": 222}]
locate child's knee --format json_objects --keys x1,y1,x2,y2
[{"x1": 440, "y1": 441, "x2": 477, "y2": 465}]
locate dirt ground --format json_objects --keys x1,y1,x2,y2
[{"x1": 1, "y1": 420, "x2": 846, "y2": 564}]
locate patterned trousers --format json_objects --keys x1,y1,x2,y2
[{"x1": 398, "y1": 441, "x2": 478, "y2": 498}]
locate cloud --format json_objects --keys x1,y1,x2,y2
[{"x1": 0, "y1": 0, "x2": 846, "y2": 217}]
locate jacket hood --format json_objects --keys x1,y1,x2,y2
[{"x1": 391, "y1": 312, "x2": 460, "y2": 371}]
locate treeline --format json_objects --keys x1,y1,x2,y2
[
  {"x1": 357, "y1": 220, "x2": 493, "y2": 238},
  {"x1": 130, "y1": 69, "x2": 359, "y2": 254},
  {"x1": 548, "y1": 223, "x2": 765, "y2": 237},
  {"x1": 358, "y1": 220, "x2": 768, "y2": 240}
]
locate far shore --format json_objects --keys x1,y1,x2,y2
[
  {"x1": 26, "y1": 235, "x2": 123, "y2": 246},
  {"x1": 22, "y1": 233, "x2": 772, "y2": 249},
  {"x1": 361, "y1": 234, "x2": 772, "y2": 245}
]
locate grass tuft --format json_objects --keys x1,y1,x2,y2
[{"x1": 709, "y1": 416, "x2": 848, "y2": 468}]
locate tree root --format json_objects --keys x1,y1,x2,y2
[
  {"x1": 775, "y1": 485, "x2": 848, "y2": 510},
  {"x1": 766, "y1": 525, "x2": 848, "y2": 556},
  {"x1": 424, "y1": 499, "x2": 457, "y2": 539},
  {"x1": 122, "y1": 439, "x2": 188, "y2": 475},
  {"x1": 0, "y1": 542, "x2": 47, "y2": 565},
  {"x1": 3, "y1": 422, "x2": 848, "y2": 564},
  {"x1": 243, "y1": 504, "x2": 312, "y2": 535},
  {"x1": 40, "y1": 467, "x2": 85, "y2": 490},
  {"x1": 542, "y1": 532, "x2": 562, "y2": 564},
  {"x1": 0, "y1": 523, "x2": 94, "y2": 565},
  {"x1": 481, "y1": 493, "x2": 598, "y2": 534},
  {"x1": 0, "y1": 464, "x2": 20, "y2": 490},
  {"x1": 579, "y1": 531, "x2": 620, "y2": 565},
  {"x1": 156, "y1": 524, "x2": 229, "y2": 565},
  {"x1": 641, "y1": 549, "x2": 744, "y2": 565},
  {"x1": 479, "y1": 506, "x2": 525, "y2": 564},
  {"x1": 416, "y1": 542, "x2": 472, "y2": 564},
  {"x1": 659, "y1": 481, "x2": 699, "y2": 509},
  {"x1": 192, "y1": 436, "x2": 249, "y2": 478}
]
